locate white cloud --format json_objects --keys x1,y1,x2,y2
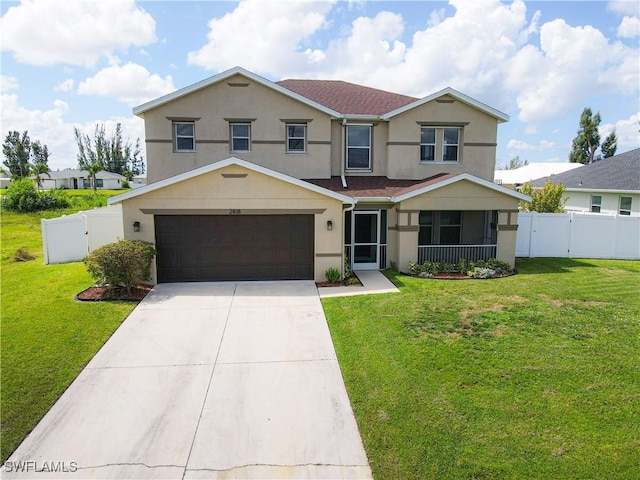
[
  {"x1": 0, "y1": 94, "x2": 145, "y2": 171},
  {"x1": 1, "y1": 75, "x2": 19, "y2": 92},
  {"x1": 524, "y1": 124, "x2": 538, "y2": 135},
  {"x1": 617, "y1": 16, "x2": 640, "y2": 38},
  {"x1": 600, "y1": 112, "x2": 640, "y2": 153},
  {"x1": 506, "y1": 139, "x2": 556, "y2": 151},
  {"x1": 505, "y1": 19, "x2": 639, "y2": 122},
  {"x1": 0, "y1": 0, "x2": 156, "y2": 67},
  {"x1": 187, "y1": 0, "x2": 335, "y2": 75},
  {"x1": 54, "y1": 79, "x2": 75, "y2": 92},
  {"x1": 608, "y1": 0, "x2": 640, "y2": 16},
  {"x1": 77, "y1": 63, "x2": 175, "y2": 106}
]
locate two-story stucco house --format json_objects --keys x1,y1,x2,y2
[{"x1": 109, "y1": 67, "x2": 529, "y2": 283}]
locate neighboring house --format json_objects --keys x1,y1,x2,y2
[
  {"x1": 530, "y1": 148, "x2": 640, "y2": 216},
  {"x1": 131, "y1": 174, "x2": 147, "y2": 189},
  {"x1": 108, "y1": 66, "x2": 529, "y2": 283},
  {"x1": 494, "y1": 162, "x2": 583, "y2": 189},
  {"x1": 39, "y1": 169, "x2": 126, "y2": 190},
  {"x1": 0, "y1": 177, "x2": 11, "y2": 189}
]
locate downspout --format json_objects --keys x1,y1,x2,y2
[
  {"x1": 342, "y1": 198, "x2": 357, "y2": 277},
  {"x1": 341, "y1": 118, "x2": 348, "y2": 188}
]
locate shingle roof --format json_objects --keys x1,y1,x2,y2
[
  {"x1": 45, "y1": 169, "x2": 126, "y2": 180},
  {"x1": 304, "y1": 173, "x2": 456, "y2": 198},
  {"x1": 530, "y1": 148, "x2": 640, "y2": 191},
  {"x1": 276, "y1": 79, "x2": 418, "y2": 116}
]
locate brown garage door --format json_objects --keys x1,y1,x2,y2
[{"x1": 154, "y1": 215, "x2": 314, "y2": 282}]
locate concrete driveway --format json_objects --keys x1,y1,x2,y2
[{"x1": 4, "y1": 281, "x2": 372, "y2": 479}]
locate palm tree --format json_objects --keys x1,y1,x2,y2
[
  {"x1": 31, "y1": 162, "x2": 51, "y2": 189},
  {"x1": 83, "y1": 162, "x2": 103, "y2": 193}
]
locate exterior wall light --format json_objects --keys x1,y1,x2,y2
[
  {"x1": 327, "y1": 220, "x2": 333, "y2": 231},
  {"x1": 133, "y1": 221, "x2": 141, "y2": 232}
]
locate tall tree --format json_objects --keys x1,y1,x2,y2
[
  {"x1": 569, "y1": 107, "x2": 601, "y2": 164},
  {"x1": 31, "y1": 162, "x2": 51, "y2": 189},
  {"x1": 83, "y1": 162, "x2": 103, "y2": 194},
  {"x1": 600, "y1": 130, "x2": 618, "y2": 158},
  {"x1": 74, "y1": 123, "x2": 144, "y2": 176},
  {"x1": 2, "y1": 130, "x2": 32, "y2": 178}
]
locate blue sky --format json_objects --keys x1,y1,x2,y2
[{"x1": 1, "y1": 0, "x2": 638, "y2": 171}]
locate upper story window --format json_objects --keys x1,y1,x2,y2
[
  {"x1": 286, "y1": 124, "x2": 306, "y2": 153},
  {"x1": 619, "y1": 196, "x2": 632, "y2": 216},
  {"x1": 419, "y1": 126, "x2": 462, "y2": 163},
  {"x1": 174, "y1": 122, "x2": 195, "y2": 152},
  {"x1": 230, "y1": 123, "x2": 251, "y2": 152},
  {"x1": 443, "y1": 128, "x2": 460, "y2": 162},
  {"x1": 420, "y1": 128, "x2": 436, "y2": 162},
  {"x1": 346, "y1": 124, "x2": 371, "y2": 170},
  {"x1": 591, "y1": 195, "x2": 602, "y2": 213}
]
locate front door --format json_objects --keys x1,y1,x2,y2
[{"x1": 352, "y1": 211, "x2": 379, "y2": 270}]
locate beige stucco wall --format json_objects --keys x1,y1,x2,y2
[
  {"x1": 564, "y1": 191, "x2": 640, "y2": 216},
  {"x1": 386, "y1": 95, "x2": 499, "y2": 181},
  {"x1": 120, "y1": 164, "x2": 345, "y2": 283},
  {"x1": 143, "y1": 74, "x2": 334, "y2": 183}
]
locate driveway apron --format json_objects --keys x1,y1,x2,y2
[{"x1": 3, "y1": 281, "x2": 372, "y2": 479}]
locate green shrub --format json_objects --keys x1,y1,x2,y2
[
  {"x1": 121, "y1": 181, "x2": 130, "y2": 189},
  {"x1": 325, "y1": 267, "x2": 341, "y2": 283},
  {"x1": 408, "y1": 261, "x2": 441, "y2": 276},
  {"x1": 84, "y1": 240, "x2": 156, "y2": 292},
  {"x1": 1, "y1": 179, "x2": 69, "y2": 212}
]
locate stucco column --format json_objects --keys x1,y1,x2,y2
[
  {"x1": 496, "y1": 210, "x2": 519, "y2": 268},
  {"x1": 395, "y1": 208, "x2": 420, "y2": 273}
]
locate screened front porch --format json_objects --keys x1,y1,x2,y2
[{"x1": 417, "y1": 210, "x2": 498, "y2": 263}]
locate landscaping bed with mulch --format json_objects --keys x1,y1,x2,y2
[
  {"x1": 316, "y1": 273, "x2": 362, "y2": 288},
  {"x1": 76, "y1": 284, "x2": 153, "y2": 301},
  {"x1": 422, "y1": 270, "x2": 516, "y2": 280}
]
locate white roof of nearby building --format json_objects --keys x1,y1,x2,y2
[{"x1": 494, "y1": 163, "x2": 583, "y2": 185}]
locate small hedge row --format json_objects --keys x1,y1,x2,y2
[{"x1": 408, "y1": 258, "x2": 511, "y2": 278}]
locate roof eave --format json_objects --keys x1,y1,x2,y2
[
  {"x1": 391, "y1": 173, "x2": 530, "y2": 203},
  {"x1": 132, "y1": 66, "x2": 342, "y2": 119},
  {"x1": 107, "y1": 157, "x2": 353, "y2": 205},
  {"x1": 381, "y1": 87, "x2": 509, "y2": 122}
]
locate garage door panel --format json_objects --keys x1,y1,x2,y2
[{"x1": 155, "y1": 215, "x2": 313, "y2": 282}]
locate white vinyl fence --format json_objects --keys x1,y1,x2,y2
[
  {"x1": 517, "y1": 211, "x2": 640, "y2": 260},
  {"x1": 41, "y1": 205, "x2": 124, "y2": 264}
]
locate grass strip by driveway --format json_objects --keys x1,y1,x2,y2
[
  {"x1": 323, "y1": 258, "x2": 640, "y2": 480},
  {"x1": 1, "y1": 208, "x2": 137, "y2": 462}
]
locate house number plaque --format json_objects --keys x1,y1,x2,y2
[{"x1": 229, "y1": 209, "x2": 241, "y2": 215}]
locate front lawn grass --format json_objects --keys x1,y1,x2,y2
[
  {"x1": 324, "y1": 258, "x2": 640, "y2": 479},
  {"x1": 1, "y1": 207, "x2": 137, "y2": 462}
]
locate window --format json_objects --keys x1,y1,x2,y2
[
  {"x1": 442, "y1": 128, "x2": 460, "y2": 162},
  {"x1": 420, "y1": 127, "x2": 436, "y2": 162},
  {"x1": 83, "y1": 179, "x2": 103, "y2": 188},
  {"x1": 230, "y1": 123, "x2": 251, "y2": 152},
  {"x1": 439, "y1": 211, "x2": 461, "y2": 244},
  {"x1": 174, "y1": 122, "x2": 195, "y2": 152},
  {"x1": 286, "y1": 124, "x2": 306, "y2": 153},
  {"x1": 591, "y1": 195, "x2": 602, "y2": 213},
  {"x1": 619, "y1": 196, "x2": 632, "y2": 216},
  {"x1": 418, "y1": 211, "x2": 433, "y2": 245},
  {"x1": 419, "y1": 126, "x2": 461, "y2": 163},
  {"x1": 346, "y1": 125, "x2": 371, "y2": 170}
]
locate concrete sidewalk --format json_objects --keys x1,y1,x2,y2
[
  {"x1": 318, "y1": 270, "x2": 400, "y2": 298},
  {"x1": 3, "y1": 281, "x2": 372, "y2": 479}
]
